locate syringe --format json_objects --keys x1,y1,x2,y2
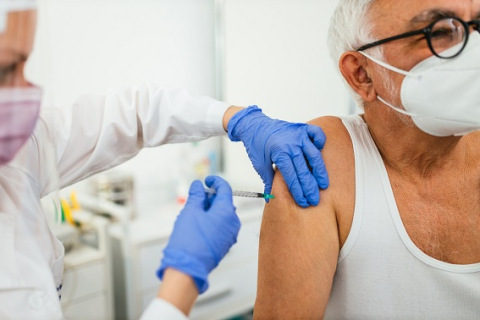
[{"x1": 205, "y1": 188, "x2": 275, "y2": 200}]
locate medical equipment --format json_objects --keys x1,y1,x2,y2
[
  {"x1": 90, "y1": 171, "x2": 136, "y2": 219},
  {"x1": 53, "y1": 223, "x2": 78, "y2": 253},
  {"x1": 205, "y1": 188, "x2": 275, "y2": 200}
]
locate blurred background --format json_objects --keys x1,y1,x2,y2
[{"x1": 27, "y1": 0, "x2": 351, "y2": 319}]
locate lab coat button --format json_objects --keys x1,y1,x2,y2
[{"x1": 28, "y1": 292, "x2": 45, "y2": 309}]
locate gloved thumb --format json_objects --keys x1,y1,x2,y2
[
  {"x1": 205, "y1": 176, "x2": 233, "y2": 205},
  {"x1": 185, "y1": 180, "x2": 207, "y2": 208}
]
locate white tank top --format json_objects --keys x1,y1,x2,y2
[{"x1": 324, "y1": 115, "x2": 480, "y2": 320}]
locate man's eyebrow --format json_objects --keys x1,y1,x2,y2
[{"x1": 409, "y1": 9, "x2": 457, "y2": 26}]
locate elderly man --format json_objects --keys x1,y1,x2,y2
[{"x1": 254, "y1": 0, "x2": 480, "y2": 319}]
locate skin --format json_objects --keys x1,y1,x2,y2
[
  {"x1": 254, "y1": 0, "x2": 480, "y2": 318},
  {"x1": 222, "y1": 105, "x2": 245, "y2": 131},
  {"x1": 157, "y1": 268, "x2": 199, "y2": 315},
  {"x1": 0, "y1": 10, "x2": 36, "y2": 87}
]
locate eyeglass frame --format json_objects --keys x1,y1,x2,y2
[{"x1": 356, "y1": 16, "x2": 480, "y2": 59}]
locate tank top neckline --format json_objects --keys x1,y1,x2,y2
[{"x1": 344, "y1": 114, "x2": 480, "y2": 273}]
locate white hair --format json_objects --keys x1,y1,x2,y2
[{"x1": 327, "y1": 0, "x2": 382, "y2": 108}]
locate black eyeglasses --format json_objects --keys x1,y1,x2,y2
[{"x1": 357, "y1": 17, "x2": 480, "y2": 59}]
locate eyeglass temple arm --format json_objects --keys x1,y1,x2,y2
[
  {"x1": 356, "y1": 29, "x2": 426, "y2": 52},
  {"x1": 469, "y1": 20, "x2": 480, "y2": 32}
]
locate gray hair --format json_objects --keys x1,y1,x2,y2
[{"x1": 327, "y1": 0, "x2": 381, "y2": 108}]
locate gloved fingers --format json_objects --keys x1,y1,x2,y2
[
  {"x1": 185, "y1": 180, "x2": 207, "y2": 209},
  {"x1": 302, "y1": 139, "x2": 329, "y2": 189},
  {"x1": 205, "y1": 176, "x2": 233, "y2": 205},
  {"x1": 306, "y1": 125, "x2": 327, "y2": 150},
  {"x1": 273, "y1": 154, "x2": 309, "y2": 207},
  {"x1": 291, "y1": 152, "x2": 320, "y2": 206}
]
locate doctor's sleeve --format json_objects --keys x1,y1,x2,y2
[
  {"x1": 140, "y1": 298, "x2": 188, "y2": 320},
  {"x1": 38, "y1": 84, "x2": 229, "y2": 193}
]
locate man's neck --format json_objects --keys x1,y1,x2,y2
[{"x1": 362, "y1": 108, "x2": 469, "y2": 179}]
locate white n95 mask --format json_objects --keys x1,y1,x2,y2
[{"x1": 360, "y1": 32, "x2": 480, "y2": 137}]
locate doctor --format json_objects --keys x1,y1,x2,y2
[{"x1": 0, "y1": 1, "x2": 329, "y2": 319}]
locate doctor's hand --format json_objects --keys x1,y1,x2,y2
[
  {"x1": 227, "y1": 105, "x2": 329, "y2": 207},
  {"x1": 157, "y1": 176, "x2": 241, "y2": 294}
]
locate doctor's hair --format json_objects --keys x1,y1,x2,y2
[{"x1": 327, "y1": 0, "x2": 382, "y2": 109}]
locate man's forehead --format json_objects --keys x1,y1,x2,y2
[
  {"x1": 370, "y1": 0, "x2": 480, "y2": 33},
  {"x1": 373, "y1": 0, "x2": 480, "y2": 22}
]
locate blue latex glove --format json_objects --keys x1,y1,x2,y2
[
  {"x1": 157, "y1": 176, "x2": 241, "y2": 294},
  {"x1": 228, "y1": 106, "x2": 329, "y2": 207}
]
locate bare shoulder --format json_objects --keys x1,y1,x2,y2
[
  {"x1": 253, "y1": 115, "x2": 356, "y2": 319},
  {"x1": 309, "y1": 116, "x2": 355, "y2": 225},
  {"x1": 309, "y1": 115, "x2": 354, "y2": 163}
]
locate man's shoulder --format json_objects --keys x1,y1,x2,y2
[
  {"x1": 309, "y1": 114, "x2": 353, "y2": 142},
  {"x1": 308, "y1": 115, "x2": 355, "y2": 169},
  {"x1": 308, "y1": 115, "x2": 356, "y2": 246}
]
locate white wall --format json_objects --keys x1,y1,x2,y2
[
  {"x1": 26, "y1": 0, "x2": 352, "y2": 210},
  {"x1": 28, "y1": 0, "x2": 217, "y2": 102},
  {"x1": 220, "y1": 0, "x2": 350, "y2": 190},
  {"x1": 26, "y1": 0, "x2": 220, "y2": 214}
]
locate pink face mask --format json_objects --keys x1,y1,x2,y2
[{"x1": 0, "y1": 86, "x2": 42, "y2": 165}]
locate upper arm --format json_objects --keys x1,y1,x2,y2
[
  {"x1": 254, "y1": 172, "x2": 339, "y2": 319},
  {"x1": 254, "y1": 117, "x2": 353, "y2": 319}
]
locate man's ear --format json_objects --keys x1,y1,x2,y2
[{"x1": 339, "y1": 51, "x2": 377, "y2": 103}]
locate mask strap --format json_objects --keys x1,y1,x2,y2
[
  {"x1": 358, "y1": 51, "x2": 419, "y2": 78},
  {"x1": 378, "y1": 95, "x2": 480, "y2": 131},
  {"x1": 377, "y1": 95, "x2": 416, "y2": 117}
]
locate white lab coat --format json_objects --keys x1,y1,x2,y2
[
  {"x1": 141, "y1": 299, "x2": 188, "y2": 320},
  {"x1": 0, "y1": 83, "x2": 229, "y2": 319}
]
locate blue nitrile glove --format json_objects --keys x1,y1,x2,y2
[
  {"x1": 228, "y1": 106, "x2": 329, "y2": 207},
  {"x1": 157, "y1": 176, "x2": 241, "y2": 294}
]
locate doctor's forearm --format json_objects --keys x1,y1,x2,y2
[
  {"x1": 223, "y1": 106, "x2": 245, "y2": 131},
  {"x1": 157, "y1": 268, "x2": 199, "y2": 316}
]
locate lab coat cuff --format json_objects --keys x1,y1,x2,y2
[
  {"x1": 140, "y1": 298, "x2": 188, "y2": 320},
  {"x1": 206, "y1": 100, "x2": 230, "y2": 135}
]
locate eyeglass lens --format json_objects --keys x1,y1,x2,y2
[{"x1": 429, "y1": 18, "x2": 467, "y2": 58}]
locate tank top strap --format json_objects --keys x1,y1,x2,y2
[{"x1": 337, "y1": 114, "x2": 394, "y2": 262}]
